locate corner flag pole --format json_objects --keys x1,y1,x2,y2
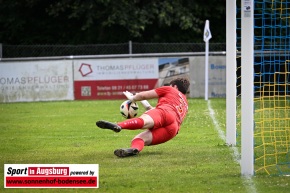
[{"x1": 204, "y1": 20, "x2": 212, "y2": 100}]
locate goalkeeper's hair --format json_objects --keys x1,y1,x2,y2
[{"x1": 169, "y1": 77, "x2": 190, "y2": 94}]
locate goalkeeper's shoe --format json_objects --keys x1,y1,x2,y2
[
  {"x1": 114, "y1": 148, "x2": 139, "y2": 157},
  {"x1": 96, "y1": 120, "x2": 122, "y2": 133}
]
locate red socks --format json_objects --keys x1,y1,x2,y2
[
  {"x1": 117, "y1": 118, "x2": 145, "y2": 152},
  {"x1": 131, "y1": 138, "x2": 145, "y2": 152},
  {"x1": 117, "y1": 118, "x2": 144, "y2": 130}
]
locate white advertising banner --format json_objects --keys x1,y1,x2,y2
[
  {"x1": 0, "y1": 61, "x2": 74, "y2": 102},
  {"x1": 73, "y1": 58, "x2": 159, "y2": 100},
  {"x1": 189, "y1": 56, "x2": 226, "y2": 98},
  {"x1": 74, "y1": 58, "x2": 159, "y2": 80}
]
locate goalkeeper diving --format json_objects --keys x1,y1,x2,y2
[{"x1": 96, "y1": 77, "x2": 190, "y2": 157}]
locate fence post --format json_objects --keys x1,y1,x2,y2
[
  {"x1": 129, "y1": 40, "x2": 132, "y2": 54},
  {"x1": 0, "y1": 43, "x2": 2, "y2": 58}
]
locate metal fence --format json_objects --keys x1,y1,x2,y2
[{"x1": 0, "y1": 42, "x2": 226, "y2": 58}]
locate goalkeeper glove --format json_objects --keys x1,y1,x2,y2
[
  {"x1": 123, "y1": 91, "x2": 135, "y2": 102},
  {"x1": 140, "y1": 100, "x2": 151, "y2": 109}
]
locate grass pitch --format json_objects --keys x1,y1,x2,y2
[{"x1": 0, "y1": 99, "x2": 289, "y2": 193}]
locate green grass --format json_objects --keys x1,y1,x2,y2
[{"x1": 0, "y1": 99, "x2": 289, "y2": 193}]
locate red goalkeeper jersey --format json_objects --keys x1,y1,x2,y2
[{"x1": 155, "y1": 86, "x2": 188, "y2": 125}]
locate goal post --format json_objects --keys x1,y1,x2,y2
[
  {"x1": 227, "y1": 0, "x2": 290, "y2": 176},
  {"x1": 226, "y1": 0, "x2": 256, "y2": 176},
  {"x1": 240, "y1": 0, "x2": 254, "y2": 176},
  {"x1": 226, "y1": 0, "x2": 254, "y2": 175},
  {"x1": 226, "y1": 0, "x2": 237, "y2": 146}
]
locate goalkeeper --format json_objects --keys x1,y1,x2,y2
[{"x1": 96, "y1": 77, "x2": 190, "y2": 157}]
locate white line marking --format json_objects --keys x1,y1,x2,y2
[{"x1": 207, "y1": 100, "x2": 257, "y2": 193}]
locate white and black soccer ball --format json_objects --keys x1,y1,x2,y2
[{"x1": 120, "y1": 100, "x2": 139, "y2": 119}]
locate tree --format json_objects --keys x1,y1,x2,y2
[{"x1": 0, "y1": 0, "x2": 226, "y2": 44}]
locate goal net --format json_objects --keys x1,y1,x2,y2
[{"x1": 234, "y1": 0, "x2": 290, "y2": 175}]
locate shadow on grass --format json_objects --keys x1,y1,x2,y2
[{"x1": 109, "y1": 150, "x2": 164, "y2": 159}]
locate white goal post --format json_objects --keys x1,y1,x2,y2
[
  {"x1": 226, "y1": 0, "x2": 254, "y2": 176},
  {"x1": 240, "y1": 0, "x2": 254, "y2": 176},
  {"x1": 226, "y1": 0, "x2": 237, "y2": 146}
]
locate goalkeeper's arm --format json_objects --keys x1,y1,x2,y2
[
  {"x1": 140, "y1": 100, "x2": 153, "y2": 111},
  {"x1": 123, "y1": 91, "x2": 154, "y2": 110}
]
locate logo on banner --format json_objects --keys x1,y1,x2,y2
[
  {"x1": 79, "y1": 63, "x2": 93, "y2": 77},
  {"x1": 4, "y1": 164, "x2": 99, "y2": 188}
]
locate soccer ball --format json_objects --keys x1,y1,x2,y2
[{"x1": 120, "y1": 100, "x2": 139, "y2": 119}]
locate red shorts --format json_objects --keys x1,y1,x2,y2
[{"x1": 145, "y1": 108, "x2": 179, "y2": 145}]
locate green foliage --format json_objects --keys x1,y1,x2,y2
[
  {"x1": 0, "y1": 99, "x2": 289, "y2": 192},
  {"x1": 0, "y1": 0, "x2": 226, "y2": 44}
]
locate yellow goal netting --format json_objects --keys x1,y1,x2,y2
[
  {"x1": 254, "y1": 66, "x2": 290, "y2": 175},
  {"x1": 236, "y1": 0, "x2": 290, "y2": 175}
]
